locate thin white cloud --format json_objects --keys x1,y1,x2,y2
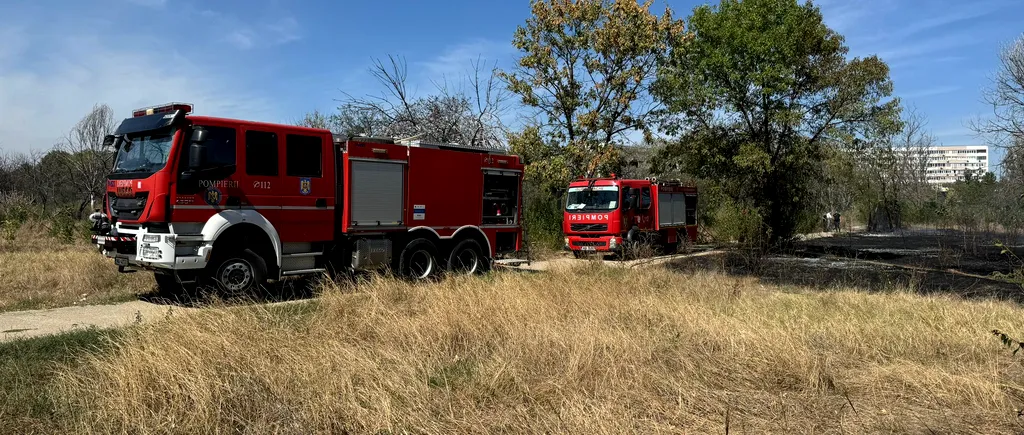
[
  {"x1": 226, "y1": 30, "x2": 255, "y2": 50},
  {"x1": 900, "y1": 86, "x2": 961, "y2": 99},
  {"x1": 125, "y1": 0, "x2": 167, "y2": 7},
  {"x1": 0, "y1": 26, "x2": 28, "y2": 64},
  {"x1": 872, "y1": 32, "x2": 985, "y2": 64},
  {"x1": 815, "y1": 0, "x2": 883, "y2": 36},
  {"x1": 267, "y1": 17, "x2": 301, "y2": 44},
  {"x1": 932, "y1": 126, "x2": 979, "y2": 144},
  {"x1": 418, "y1": 39, "x2": 516, "y2": 81},
  {"x1": 0, "y1": 33, "x2": 276, "y2": 154},
  {"x1": 187, "y1": 7, "x2": 302, "y2": 50},
  {"x1": 821, "y1": 0, "x2": 1010, "y2": 66}
]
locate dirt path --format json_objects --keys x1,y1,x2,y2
[
  {"x1": 0, "y1": 226, "x2": 857, "y2": 344},
  {"x1": 0, "y1": 301, "x2": 190, "y2": 342},
  {"x1": 0, "y1": 248, "x2": 741, "y2": 342}
]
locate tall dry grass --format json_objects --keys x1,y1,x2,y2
[
  {"x1": 56, "y1": 263, "x2": 1024, "y2": 434},
  {"x1": 0, "y1": 240, "x2": 152, "y2": 312}
]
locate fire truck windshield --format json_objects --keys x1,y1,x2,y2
[
  {"x1": 111, "y1": 128, "x2": 176, "y2": 176},
  {"x1": 565, "y1": 186, "x2": 619, "y2": 211}
]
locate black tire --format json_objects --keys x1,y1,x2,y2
[
  {"x1": 206, "y1": 248, "x2": 267, "y2": 296},
  {"x1": 447, "y1": 239, "x2": 488, "y2": 275},
  {"x1": 398, "y1": 239, "x2": 439, "y2": 280},
  {"x1": 572, "y1": 250, "x2": 585, "y2": 259}
]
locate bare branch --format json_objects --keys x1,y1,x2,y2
[{"x1": 333, "y1": 54, "x2": 509, "y2": 149}]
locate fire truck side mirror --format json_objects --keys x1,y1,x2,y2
[
  {"x1": 103, "y1": 134, "x2": 116, "y2": 148},
  {"x1": 189, "y1": 143, "x2": 207, "y2": 170},
  {"x1": 188, "y1": 128, "x2": 209, "y2": 169},
  {"x1": 190, "y1": 128, "x2": 209, "y2": 144}
]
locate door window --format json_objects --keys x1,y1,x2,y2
[
  {"x1": 286, "y1": 134, "x2": 323, "y2": 178},
  {"x1": 246, "y1": 130, "x2": 278, "y2": 176}
]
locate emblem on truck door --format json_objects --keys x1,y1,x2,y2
[
  {"x1": 205, "y1": 187, "x2": 222, "y2": 206},
  {"x1": 299, "y1": 178, "x2": 311, "y2": 195}
]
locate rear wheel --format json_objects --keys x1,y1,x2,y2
[
  {"x1": 399, "y1": 239, "x2": 439, "y2": 280},
  {"x1": 206, "y1": 248, "x2": 267, "y2": 296},
  {"x1": 447, "y1": 239, "x2": 488, "y2": 275}
]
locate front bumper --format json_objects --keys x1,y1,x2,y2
[
  {"x1": 564, "y1": 235, "x2": 621, "y2": 252},
  {"x1": 93, "y1": 223, "x2": 212, "y2": 271}
]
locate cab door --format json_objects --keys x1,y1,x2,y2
[
  {"x1": 637, "y1": 186, "x2": 655, "y2": 230},
  {"x1": 276, "y1": 132, "x2": 334, "y2": 242},
  {"x1": 238, "y1": 128, "x2": 282, "y2": 233},
  {"x1": 172, "y1": 123, "x2": 241, "y2": 223}
]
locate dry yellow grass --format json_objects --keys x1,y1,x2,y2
[
  {"x1": 49, "y1": 262, "x2": 1024, "y2": 434},
  {"x1": 0, "y1": 245, "x2": 152, "y2": 311}
]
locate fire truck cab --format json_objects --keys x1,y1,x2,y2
[
  {"x1": 562, "y1": 175, "x2": 697, "y2": 257},
  {"x1": 90, "y1": 103, "x2": 524, "y2": 294}
]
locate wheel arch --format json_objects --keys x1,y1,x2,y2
[
  {"x1": 451, "y1": 225, "x2": 492, "y2": 259},
  {"x1": 202, "y1": 210, "x2": 281, "y2": 275}
]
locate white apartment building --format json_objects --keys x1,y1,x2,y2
[{"x1": 925, "y1": 145, "x2": 989, "y2": 185}]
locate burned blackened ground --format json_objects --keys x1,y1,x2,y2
[{"x1": 664, "y1": 229, "x2": 1024, "y2": 303}]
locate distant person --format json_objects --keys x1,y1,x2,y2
[
  {"x1": 825, "y1": 212, "x2": 833, "y2": 231},
  {"x1": 833, "y1": 212, "x2": 841, "y2": 232}
]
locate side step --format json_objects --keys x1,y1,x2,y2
[
  {"x1": 281, "y1": 252, "x2": 321, "y2": 258},
  {"x1": 280, "y1": 251, "x2": 324, "y2": 275},
  {"x1": 494, "y1": 259, "x2": 530, "y2": 267},
  {"x1": 281, "y1": 268, "x2": 328, "y2": 277}
]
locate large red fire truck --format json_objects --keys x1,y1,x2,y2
[
  {"x1": 90, "y1": 103, "x2": 524, "y2": 293},
  {"x1": 562, "y1": 175, "x2": 697, "y2": 257}
]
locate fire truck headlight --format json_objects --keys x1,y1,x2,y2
[
  {"x1": 142, "y1": 234, "x2": 160, "y2": 243},
  {"x1": 609, "y1": 237, "x2": 618, "y2": 249},
  {"x1": 141, "y1": 246, "x2": 162, "y2": 260},
  {"x1": 564, "y1": 237, "x2": 570, "y2": 247}
]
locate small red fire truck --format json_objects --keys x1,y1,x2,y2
[
  {"x1": 90, "y1": 103, "x2": 524, "y2": 293},
  {"x1": 562, "y1": 175, "x2": 697, "y2": 257}
]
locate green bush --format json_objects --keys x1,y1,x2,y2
[
  {"x1": 47, "y1": 207, "x2": 79, "y2": 244},
  {"x1": 0, "y1": 193, "x2": 37, "y2": 241},
  {"x1": 522, "y1": 181, "x2": 565, "y2": 252},
  {"x1": 709, "y1": 198, "x2": 765, "y2": 244}
]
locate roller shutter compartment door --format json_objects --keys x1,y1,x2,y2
[{"x1": 350, "y1": 161, "x2": 405, "y2": 227}]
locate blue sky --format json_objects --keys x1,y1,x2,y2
[{"x1": 0, "y1": 0, "x2": 1021, "y2": 168}]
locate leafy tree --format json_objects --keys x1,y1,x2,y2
[
  {"x1": 652, "y1": 0, "x2": 901, "y2": 245},
  {"x1": 501, "y1": 0, "x2": 686, "y2": 183}
]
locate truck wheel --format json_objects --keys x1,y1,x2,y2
[
  {"x1": 447, "y1": 239, "x2": 487, "y2": 275},
  {"x1": 208, "y1": 248, "x2": 267, "y2": 295},
  {"x1": 399, "y1": 239, "x2": 439, "y2": 280}
]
